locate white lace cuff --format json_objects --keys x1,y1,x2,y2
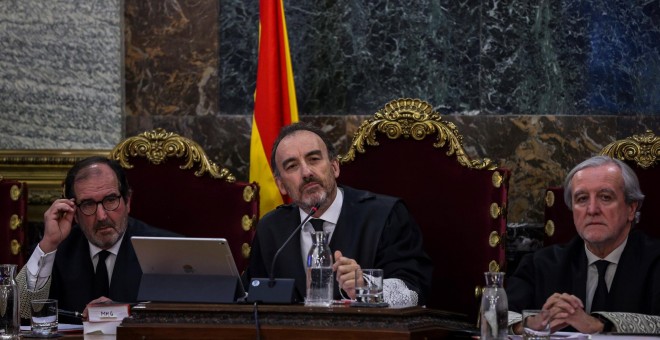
[{"x1": 383, "y1": 278, "x2": 418, "y2": 307}]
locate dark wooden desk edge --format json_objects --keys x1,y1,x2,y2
[{"x1": 118, "y1": 303, "x2": 476, "y2": 339}]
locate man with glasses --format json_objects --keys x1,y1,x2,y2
[{"x1": 16, "y1": 156, "x2": 178, "y2": 323}]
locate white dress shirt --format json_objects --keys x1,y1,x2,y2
[
  {"x1": 296, "y1": 188, "x2": 418, "y2": 306},
  {"x1": 25, "y1": 234, "x2": 125, "y2": 290},
  {"x1": 299, "y1": 188, "x2": 343, "y2": 266}
]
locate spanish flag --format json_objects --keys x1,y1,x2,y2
[{"x1": 250, "y1": 0, "x2": 299, "y2": 217}]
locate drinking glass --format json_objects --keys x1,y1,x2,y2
[
  {"x1": 30, "y1": 299, "x2": 58, "y2": 336},
  {"x1": 355, "y1": 268, "x2": 384, "y2": 303}
]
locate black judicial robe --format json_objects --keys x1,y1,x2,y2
[
  {"x1": 244, "y1": 185, "x2": 433, "y2": 305},
  {"x1": 507, "y1": 229, "x2": 660, "y2": 316}
]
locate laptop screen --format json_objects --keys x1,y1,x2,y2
[{"x1": 131, "y1": 236, "x2": 246, "y2": 302}]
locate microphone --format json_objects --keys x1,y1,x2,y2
[
  {"x1": 247, "y1": 203, "x2": 320, "y2": 304},
  {"x1": 268, "y1": 203, "x2": 319, "y2": 286}
]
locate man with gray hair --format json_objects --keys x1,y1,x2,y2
[{"x1": 507, "y1": 156, "x2": 660, "y2": 334}]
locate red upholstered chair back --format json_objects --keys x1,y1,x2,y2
[
  {"x1": 109, "y1": 128, "x2": 259, "y2": 273},
  {"x1": 337, "y1": 98, "x2": 510, "y2": 320},
  {"x1": 544, "y1": 130, "x2": 660, "y2": 245},
  {"x1": 0, "y1": 178, "x2": 28, "y2": 267},
  {"x1": 543, "y1": 186, "x2": 576, "y2": 245}
]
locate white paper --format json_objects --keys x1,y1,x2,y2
[
  {"x1": 20, "y1": 323, "x2": 84, "y2": 332},
  {"x1": 83, "y1": 321, "x2": 122, "y2": 335}
]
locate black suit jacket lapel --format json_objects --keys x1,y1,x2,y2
[
  {"x1": 273, "y1": 208, "x2": 307, "y2": 300},
  {"x1": 326, "y1": 188, "x2": 363, "y2": 298},
  {"x1": 553, "y1": 237, "x2": 588, "y2": 304},
  {"x1": 76, "y1": 238, "x2": 95, "y2": 306},
  {"x1": 608, "y1": 232, "x2": 644, "y2": 311},
  {"x1": 330, "y1": 187, "x2": 368, "y2": 257},
  {"x1": 109, "y1": 228, "x2": 143, "y2": 302},
  {"x1": 573, "y1": 250, "x2": 588, "y2": 303},
  {"x1": 330, "y1": 187, "x2": 381, "y2": 265},
  {"x1": 51, "y1": 229, "x2": 95, "y2": 316}
]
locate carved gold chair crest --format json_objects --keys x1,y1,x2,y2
[
  {"x1": 109, "y1": 128, "x2": 259, "y2": 272},
  {"x1": 338, "y1": 98, "x2": 510, "y2": 320}
]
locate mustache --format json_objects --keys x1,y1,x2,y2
[
  {"x1": 94, "y1": 221, "x2": 116, "y2": 230},
  {"x1": 300, "y1": 177, "x2": 321, "y2": 190}
]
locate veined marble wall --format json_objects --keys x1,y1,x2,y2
[
  {"x1": 0, "y1": 0, "x2": 123, "y2": 149},
  {"x1": 126, "y1": 0, "x2": 660, "y2": 225},
  {"x1": 2, "y1": 1, "x2": 659, "y2": 226}
]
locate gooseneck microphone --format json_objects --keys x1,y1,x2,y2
[
  {"x1": 247, "y1": 203, "x2": 320, "y2": 304},
  {"x1": 268, "y1": 203, "x2": 320, "y2": 286}
]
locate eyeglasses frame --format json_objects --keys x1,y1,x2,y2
[{"x1": 75, "y1": 195, "x2": 123, "y2": 216}]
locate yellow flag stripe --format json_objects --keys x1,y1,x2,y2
[
  {"x1": 279, "y1": 1, "x2": 298, "y2": 122},
  {"x1": 250, "y1": 116, "x2": 284, "y2": 216}
]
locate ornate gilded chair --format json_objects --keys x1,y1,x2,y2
[
  {"x1": 544, "y1": 130, "x2": 660, "y2": 245},
  {"x1": 0, "y1": 177, "x2": 28, "y2": 267},
  {"x1": 109, "y1": 128, "x2": 259, "y2": 272},
  {"x1": 338, "y1": 98, "x2": 510, "y2": 320}
]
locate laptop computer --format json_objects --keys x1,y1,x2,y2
[{"x1": 131, "y1": 236, "x2": 246, "y2": 303}]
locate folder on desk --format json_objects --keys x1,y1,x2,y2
[{"x1": 132, "y1": 236, "x2": 246, "y2": 303}]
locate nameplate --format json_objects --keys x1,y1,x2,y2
[{"x1": 87, "y1": 303, "x2": 131, "y2": 322}]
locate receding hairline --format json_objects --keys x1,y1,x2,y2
[
  {"x1": 73, "y1": 163, "x2": 119, "y2": 192},
  {"x1": 75, "y1": 162, "x2": 107, "y2": 179},
  {"x1": 274, "y1": 130, "x2": 329, "y2": 168}
]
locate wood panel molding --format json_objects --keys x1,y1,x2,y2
[{"x1": 0, "y1": 149, "x2": 111, "y2": 220}]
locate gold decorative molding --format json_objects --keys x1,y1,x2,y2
[
  {"x1": 10, "y1": 184, "x2": 22, "y2": 201},
  {"x1": 545, "y1": 190, "x2": 555, "y2": 207},
  {"x1": 241, "y1": 243, "x2": 251, "y2": 259},
  {"x1": 491, "y1": 171, "x2": 503, "y2": 188},
  {"x1": 488, "y1": 260, "x2": 500, "y2": 273},
  {"x1": 241, "y1": 214, "x2": 256, "y2": 232},
  {"x1": 243, "y1": 185, "x2": 256, "y2": 202},
  {"x1": 600, "y1": 130, "x2": 660, "y2": 169},
  {"x1": 11, "y1": 239, "x2": 21, "y2": 256},
  {"x1": 10, "y1": 214, "x2": 22, "y2": 230},
  {"x1": 338, "y1": 98, "x2": 497, "y2": 170},
  {"x1": 110, "y1": 128, "x2": 236, "y2": 182},
  {"x1": 489, "y1": 202, "x2": 502, "y2": 219},
  {"x1": 545, "y1": 220, "x2": 555, "y2": 237},
  {"x1": 488, "y1": 231, "x2": 501, "y2": 248},
  {"x1": 474, "y1": 286, "x2": 484, "y2": 299},
  {"x1": 0, "y1": 149, "x2": 111, "y2": 219}
]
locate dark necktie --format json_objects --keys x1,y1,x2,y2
[
  {"x1": 93, "y1": 250, "x2": 111, "y2": 298},
  {"x1": 310, "y1": 218, "x2": 324, "y2": 232},
  {"x1": 591, "y1": 260, "x2": 610, "y2": 312}
]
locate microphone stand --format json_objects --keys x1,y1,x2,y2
[
  {"x1": 268, "y1": 204, "x2": 319, "y2": 286},
  {"x1": 247, "y1": 203, "x2": 320, "y2": 304}
]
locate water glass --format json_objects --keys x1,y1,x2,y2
[
  {"x1": 522, "y1": 309, "x2": 551, "y2": 340},
  {"x1": 355, "y1": 268, "x2": 384, "y2": 303},
  {"x1": 30, "y1": 299, "x2": 58, "y2": 336}
]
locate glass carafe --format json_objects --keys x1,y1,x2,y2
[
  {"x1": 0, "y1": 264, "x2": 19, "y2": 339},
  {"x1": 480, "y1": 271, "x2": 508, "y2": 340},
  {"x1": 305, "y1": 231, "x2": 334, "y2": 307}
]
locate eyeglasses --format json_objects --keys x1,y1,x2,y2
[{"x1": 76, "y1": 195, "x2": 122, "y2": 216}]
